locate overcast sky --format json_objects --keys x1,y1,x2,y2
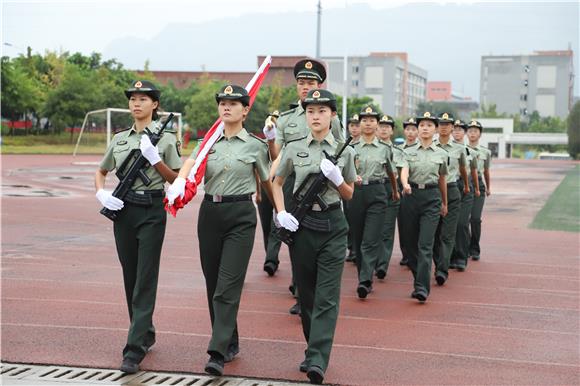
[{"x1": 3, "y1": 0, "x2": 579, "y2": 100}]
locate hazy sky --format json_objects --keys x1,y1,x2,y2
[{"x1": 3, "y1": 0, "x2": 579, "y2": 100}]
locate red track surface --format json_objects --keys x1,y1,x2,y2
[{"x1": 2, "y1": 155, "x2": 579, "y2": 385}]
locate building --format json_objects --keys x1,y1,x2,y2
[
  {"x1": 141, "y1": 56, "x2": 307, "y2": 90},
  {"x1": 323, "y1": 52, "x2": 428, "y2": 117},
  {"x1": 427, "y1": 81, "x2": 452, "y2": 101},
  {"x1": 480, "y1": 50, "x2": 574, "y2": 119}
]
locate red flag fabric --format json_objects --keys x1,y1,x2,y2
[{"x1": 164, "y1": 56, "x2": 272, "y2": 217}]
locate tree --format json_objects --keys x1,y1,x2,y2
[
  {"x1": 183, "y1": 76, "x2": 223, "y2": 136},
  {"x1": 568, "y1": 102, "x2": 580, "y2": 159},
  {"x1": 43, "y1": 63, "x2": 102, "y2": 133}
]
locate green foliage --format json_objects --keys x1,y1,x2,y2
[
  {"x1": 473, "y1": 104, "x2": 508, "y2": 119},
  {"x1": 416, "y1": 101, "x2": 459, "y2": 118},
  {"x1": 568, "y1": 102, "x2": 580, "y2": 159}
]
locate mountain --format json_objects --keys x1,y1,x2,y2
[{"x1": 103, "y1": 2, "x2": 579, "y2": 100}]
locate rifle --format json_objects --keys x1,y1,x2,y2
[
  {"x1": 275, "y1": 136, "x2": 353, "y2": 245},
  {"x1": 100, "y1": 113, "x2": 174, "y2": 221}
]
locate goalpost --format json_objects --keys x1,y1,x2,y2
[{"x1": 71, "y1": 108, "x2": 182, "y2": 159}]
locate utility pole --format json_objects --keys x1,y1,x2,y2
[{"x1": 316, "y1": 0, "x2": 321, "y2": 58}]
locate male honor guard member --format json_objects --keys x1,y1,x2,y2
[{"x1": 95, "y1": 80, "x2": 182, "y2": 373}]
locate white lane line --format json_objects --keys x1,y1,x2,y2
[
  {"x1": 3, "y1": 297, "x2": 579, "y2": 337},
  {"x1": 3, "y1": 277, "x2": 580, "y2": 312},
  {"x1": 3, "y1": 322, "x2": 579, "y2": 369}
]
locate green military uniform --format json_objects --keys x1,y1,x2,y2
[
  {"x1": 432, "y1": 113, "x2": 472, "y2": 284},
  {"x1": 197, "y1": 85, "x2": 270, "y2": 371},
  {"x1": 345, "y1": 113, "x2": 361, "y2": 263},
  {"x1": 348, "y1": 107, "x2": 395, "y2": 298},
  {"x1": 375, "y1": 114, "x2": 402, "y2": 278},
  {"x1": 451, "y1": 120, "x2": 478, "y2": 270},
  {"x1": 100, "y1": 80, "x2": 182, "y2": 366},
  {"x1": 468, "y1": 120, "x2": 491, "y2": 261},
  {"x1": 275, "y1": 89, "x2": 356, "y2": 382},
  {"x1": 395, "y1": 118, "x2": 419, "y2": 266},
  {"x1": 264, "y1": 59, "x2": 344, "y2": 274},
  {"x1": 399, "y1": 112, "x2": 448, "y2": 301}
]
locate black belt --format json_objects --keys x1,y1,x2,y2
[
  {"x1": 309, "y1": 201, "x2": 342, "y2": 212},
  {"x1": 204, "y1": 193, "x2": 252, "y2": 203},
  {"x1": 361, "y1": 179, "x2": 386, "y2": 186},
  {"x1": 125, "y1": 190, "x2": 164, "y2": 206},
  {"x1": 410, "y1": 182, "x2": 438, "y2": 190}
]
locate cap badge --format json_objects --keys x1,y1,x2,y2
[
  {"x1": 470, "y1": 120, "x2": 477, "y2": 126},
  {"x1": 365, "y1": 107, "x2": 373, "y2": 113},
  {"x1": 442, "y1": 113, "x2": 449, "y2": 120},
  {"x1": 353, "y1": 114, "x2": 359, "y2": 120},
  {"x1": 424, "y1": 112, "x2": 431, "y2": 118},
  {"x1": 312, "y1": 90, "x2": 321, "y2": 98},
  {"x1": 134, "y1": 81, "x2": 143, "y2": 88},
  {"x1": 305, "y1": 61, "x2": 313, "y2": 70},
  {"x1": 224, "y1": 85, "x2": 233, "y2": 95}
]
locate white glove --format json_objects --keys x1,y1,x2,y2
[
  {"x1": 276, "y1": 210, "x2": 299, "y2": 232},
  {"x1": 140, "y1": 134, "x2": 161, "y2": 165},
  {"x1": 96, "y1": 189, "x2": 124, "y2": 211},
  {"x1": 262, "y1": 124, "x2": 277, "y2": 140},
  {"x1": 166, "y1": 177, "x2": 186, "y2": 205},
  {"x1": 273, "y1": 209, "x2": 280, "y2": 228},
  {"x1": 320, "y1": 158, "x2": 344, "y2": 186}
]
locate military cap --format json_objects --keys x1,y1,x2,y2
[
  {"x1": 215, "y1": 84, "x2": 250, "y2": 106},
  {"x1": 301, "y1": 89, "x2": 337, "y2": 111},
  {"x1": 294, "y1": 59, "x2": 327, "y2": 83},
  {"x1": 379, "y1": 114, "x2": 395, "y2": 126},
  {"x1": 467, "y1": 119, "x2": 483, "y2": 131},
  {"x1": 438, "y1": 112, "x2": 455, "y2": 124},
  {"x1": 403, "y1": 117, "x2": 418, "y2": 128},
  {"x1": 415, "y1": 111, "x2": 439, "y2": 126},
  {"x1": 348, "y1": 114, "x2": 360, "y2": 124},
  {"x1": 125, "y1": 80, "x2": 161, "y2": 100},
  {"x1": 359, "y1": 105, "x2": 381, "y2": 118},
  {"x1": 270, "y1": 110, "x2": 280, "y2": 118},
  {"x1": 454, "y1": 119, "x2": 468, "y2": 130}
]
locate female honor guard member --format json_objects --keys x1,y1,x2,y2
[
  {"x1": 345, "y1": 113, "x2": 361, "y2": 263},
  {"x1": 375, "y1": 114, "x2": 404, "y2": 279},
  {"x1": 349, "y1": 106, "x2": 398, "y2": 299},
  {"x1": 166, "y1": 85, "x2": 273, "y2": 376},
  {"x1": 399, "y1": 112, "x2": 449, "y2": 303},
  {"x1": 397, "y1": 117, "x2": 420, "y2": 267},
  {"x1": 466, "y1": 120, "x2": 491, "y2": 261},
  {"x1": 94, "y1": 80, "x2": 182, "y2": 373},
  {"x1": 450, "y1": 119, "x2": 480, "y2": 271},
  {"x1": 432, "y1": 112, "x2": 472, "y2": 286},
  {"x1": 273, "y1": 89, "x2": 356, "y2": 384}
]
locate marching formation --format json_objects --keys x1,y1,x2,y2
[{"x1": 94, "y1": 58, "x2": 491, "y2": 384}]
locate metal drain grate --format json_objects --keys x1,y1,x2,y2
[{"x1": 1, "y1": 363, "x2": 310, "y2": 385}]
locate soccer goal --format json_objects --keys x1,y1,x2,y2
[{"x1": 71, "y1": 108, "x2": 182, "y2": 159}]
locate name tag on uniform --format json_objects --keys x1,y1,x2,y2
[
  {"x1": 297, "y1": 152, "x2": 309, "y2": 158},
  {"x1": 117, "y1": 140, "x2": 128, "y2": 145},
  {"x1": 288, "y1": 123, "x2": 297, "y2": 127}
]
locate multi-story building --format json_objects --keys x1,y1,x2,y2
[
  {"x1": 480, "y1": 50, "x2": 574, "y2": 119},
  {"x1": 323, "y1": 52, "x2": 427, "y2": 117}
]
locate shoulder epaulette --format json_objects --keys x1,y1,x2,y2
[
  {"x1": 280, "y1": 107, "x2": 297, "y2": 117},
  {"x1": 288, "y1": 102, "x2": 300, "y2": 109},
  {"x1": 285, "y1": 135, "x2": 307, "y2": 145},
  {"x1": 249, "y1": 133, "x2": 267, "y2": 145}
]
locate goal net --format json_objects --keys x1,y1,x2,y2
[{"x1": 71, "y1": 108, "x2": 182, "y2": 159}]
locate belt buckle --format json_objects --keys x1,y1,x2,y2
[
  {"x1": 362, "y1": 180, "x2": 369, "y2": 186},
  {"x1": 212, "y1": 194, "x2": 223, "y2": 202},
  {"x1": 311, "y1": 203, "x2": 322, "y2": 211},
  {"x1": 418, "y1": 184, "x2": 426, "y2": 189},
  {"x1": 135, "y1": 191, "x2": 145, "y2": 195}
]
